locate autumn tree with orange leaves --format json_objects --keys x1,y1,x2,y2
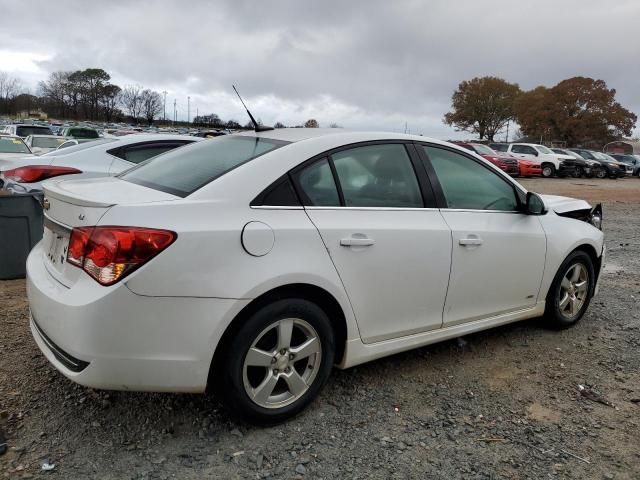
[{"x1": 514, "y1": 77, "x2": 636, "y2": 147}]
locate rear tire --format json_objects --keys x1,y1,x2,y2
[
  {"x1": 544, "y1": 251, "x2": 595, "y2": 329},
  {"x1": 572, "y1": 166, "x2": 583, "y2": 178},
  {"x1": 217, "y1": 299, "x2": 335, "y2": 425},
  {"x1": 595, "y1": 168, "x2": 607, "y2": 179}
]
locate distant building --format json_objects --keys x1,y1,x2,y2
[
  {"x1": 603, "y1": 139, "x2": 640, "y2": 155},
  {"x1": 16, "y1": 109, "x2": 48, "y2": 120}
]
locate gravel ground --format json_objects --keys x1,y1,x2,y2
[{"x1": 1, "y1": 178, "x2": 639, "y2": 479}]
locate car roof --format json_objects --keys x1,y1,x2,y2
[
  {"x1": 234, "y1": 127, "x2": 450, "y2": 146},
  {"x1": 109, "y1": 133, "x2": 203, "y2": 144},
  {"x1": 28, "y1": 134, "x2": 61, "y2": 138}
]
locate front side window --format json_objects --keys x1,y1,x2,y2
[
  {"x1": 331, "y1": 144, "x2": 422, "y2": 208},
  {"x1": 423, "y1": 146, "x2": 519, "y2": 211}
]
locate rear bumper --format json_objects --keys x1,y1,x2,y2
[{"x1": 26, "y1": 241, "x2": 248, "y2": 392}]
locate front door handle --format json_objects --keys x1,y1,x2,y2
[
  {"x1": 459, "y1": 236, "x2": 483, "y2": 246},
  {"x1": 340, "y1": 235, "x2": 375, "y2": 247}
]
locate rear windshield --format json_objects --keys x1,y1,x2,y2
[
  {"x1": 120, "y1": 135, "x2": 287, "y2": 197},
  {"x1": 32, "y1": 136, "x2": 66, "y2": 148},
  {"x1": 0, "y1": 136, "x2": 31, "y2": 153},
  {"x1": 16, "y1": 125, "x2": 52, "y2": 136},
  {"x1": 471, "y1": 144, "x2": 495, "y2": 155},
  {"x1": 69, "y1": 128, "x2": 99, "y2": 138}
]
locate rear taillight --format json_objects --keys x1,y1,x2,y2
[
  {"x1": 67, "y1": 226, "x2": 176, "y2": 285},
  {"x1": 3, "y1": 165, "x2": 82, "y2": 183}
]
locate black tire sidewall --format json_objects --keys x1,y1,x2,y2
[
  {"x1": 545, "y1": 251, "x2": 595, "y2": 328},
  {"x1": 219, "y1": 299, "x2": 335, "y2": 424}
]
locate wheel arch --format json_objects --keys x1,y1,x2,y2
[{"x1": 207, "y1": 283, "x2": 348, "y2": 391}]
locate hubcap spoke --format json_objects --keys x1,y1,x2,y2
[
  {"x1": 574, "y1": 280, "x2": 588, "y2": 293},
  {"x1": 277, "y1": 319, "x2": 294, "y2": 350},
  {"x1": 570, "y1": 264, "x2": 582, "y2": 283},
  {"x1": 251, "y1": 373, "x2": 278, "y2": 404},
  {"x1": 290, "y1": 337, "x2": 320, "y2": 360},
  {"x1": 570, "y1": 297, "x2": 578, "y2": 315},
  {"x1": 245, "y1": 347, "x2": 275, "y2": 367},
  {"x1": 561, "y1": 277, "x2": 571, "y2": 290},
  {"x1": 559, "y1": 292, "x2": 570, "y2": 310},
  {"x1": 284, "y1": 370, "x2": 308, "y2": 396}
]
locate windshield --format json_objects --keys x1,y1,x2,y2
[
  {"x1": 33, "y1": 136, "x2": 67, "y2": 148},
  {"x1": 471, "y1": 144, "x2": 496, "y2": 155},
  {"x1": 120, "y1": 136, "x2": 287, "y2": 197},
  {"x1": 535, "y1": 145, "x2": 554, "y2": 154},
  {"x1": 0, "y1": 136, "x2": 31, "y2": 154},
  {"x1": 16, "y1": 125, "x2": 52, "y2": 137},
  {"x1": 42, "y1": 138, "x2": 115, "y2": 156}
]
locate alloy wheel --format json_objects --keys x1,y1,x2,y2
[
  {"x1": 542, "y1": 166, "x2": 553, "y2": 177},
  {"x1": 242, "y1": 318, "x2": 322, "y2": 409},
  {"x1": 558, "y1": 263, "x2": 589, "y2": 319}
]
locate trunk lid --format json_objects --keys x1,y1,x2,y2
[{"x1": 40, "y1": 177, "x2": 179, "y2": 287}]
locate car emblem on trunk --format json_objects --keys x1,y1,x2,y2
[{"x1": 42, "y1": 198, "x2": 50, "y2": 210}]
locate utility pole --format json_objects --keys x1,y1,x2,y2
[
  {"x1": 173, "y1": 99, "x2": 176, "y2": 126},
  {"x1": 187, "y1": 96, "x2": 190, "y2": 125},
  {"x1": 162, "y1": 91, "x2": 167, "y2": 123},
  {"x1": 505, "y1": 120, "x2": 510, "y2": 142}
]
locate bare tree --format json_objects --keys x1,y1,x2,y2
[
  {"x1": 140, "y1": 89, "x2": 163, "y2": 125},
  {"x1": 0, "y1": 72, "x2": 23, "y2": 114},
  {"x1": 120, "y1": 84, "x2": 144, "y2": 121}
]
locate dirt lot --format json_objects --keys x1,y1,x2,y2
[{"x1": 1, "y1": 178, "x2": 639, "y2": 479}]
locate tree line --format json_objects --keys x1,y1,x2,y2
[
  {"x1": 444, "y1": 76, "x2": 637, "y2": 147},
  {"x1": 0, "y1": 68, "x2": 165, "y2": 125}
]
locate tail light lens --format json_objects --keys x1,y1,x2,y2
[
  {"x1": 67, "y1": 226, "x2": 176, "y2": 285},
  {"x1": 2, "y1": 165, "x2": 82, "y2": 183}
]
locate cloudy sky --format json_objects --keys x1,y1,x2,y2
[{"x1": 0, "y1": 0, "x2": 638, "y2": 138}]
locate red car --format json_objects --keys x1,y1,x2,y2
[
  {"x1": 450, "y1": 142, "x2": 520, "y2": 177},
  {"x1": 517, "y1": 159, "x2": 542, "y2": 177}
]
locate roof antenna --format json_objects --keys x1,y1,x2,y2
[{"x1": 232, "y1": 85, "x2": 274, "y2": 132}]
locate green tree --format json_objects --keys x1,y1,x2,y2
[
  {"x1": 304, "y1": 118, "x2": 319, "y2": 128},
  {"x1": 444, "y1": 76, "x2": 521, "y2": 141}
]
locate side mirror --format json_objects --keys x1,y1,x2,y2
[{"x1": 525, "y1": 192, "x2": 546, "y2": 215}]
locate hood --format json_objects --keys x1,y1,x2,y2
[
  {"x1": 539, "y1": 194, "x2": 591, "y2": 214},
  {"x1": 556, "y1": 154, "x2": 575, "y2": 161}
]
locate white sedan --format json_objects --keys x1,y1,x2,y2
[
  {"x1": 0, "y1": 134, "x2": 202, "y2": 194},
  {"x1": 27, "y1": 129, "x2": 605, "y2": 424}
]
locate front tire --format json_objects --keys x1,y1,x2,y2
[
  {"x1": 541, "y1": 164, "x2": 555, "y2": 178},
  {"x1": 572, "y1": 166, "x2": 583, "y2": 178},
  {"x1": 545, "y1": 251, "x2": 595, "y2": 329},
  {"x1": 218, "y1": 299, "x2": 335, "y2": 424},
  {"x1": 595, "y1": 168, "x2": 607, "y2": 179}
]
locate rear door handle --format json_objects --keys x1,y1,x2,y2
[
  {"x1": 340, "y1": 236, "x2": 375, "y2": 247},
  {"x1": 459, "y1": 236, "x2": 483, "y2": 246}
]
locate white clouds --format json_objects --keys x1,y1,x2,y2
[{"x1": 0, "y1": 0, "x2": 637, "y2": 135}]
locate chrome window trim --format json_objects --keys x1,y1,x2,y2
[
  {"x1": 303, "y1": 206, "x2": 441, "y2": 212},
  {"x1": 250, "y1": 205, "x2": 304, "y2": 210}
]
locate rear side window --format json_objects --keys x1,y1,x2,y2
[
  {"x1": 294, "y1": 158, "x2": 340, "y2": 206},
  {"x1": 120, "y1": 136, "x2": 286, "y2": 197},
  {"x1": 332, "y1": 144, "x2": 422, "y2": 208}
]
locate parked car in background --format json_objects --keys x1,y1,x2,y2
[
  {"x1": 450, "y1": 141, "x2": 519, "y2": 176},
  {"x1": 0, "y1": 136, "x2": 33, "y2": 164},
  {"x1": 551, "y1": 148, "x2": 598, "y2": 178},
  {"x1": 194, "y1": 130, "x2": 227, "y2": 138},
  {"x1": 26, "y1": 129, "x2": 605, "y2": 424},
  {"x1": 59, "y1": 126, "x2": 100, "y2": 139},
  {"x1": 609, "y1": 154, "x2": 639, "y2": 177},
  {"x1": 599, "y1": 152, "x2": 633, "y2": 176},
  {"x1": 25, "y1": 135, "x2": 69, "y2": 155},
  {"x1": 1, "y1": 124, "x2": 53, "y2": 138},
  {"x1": 488, "y1": 142, "x2": 509, "y2": 152},
  {"x1": 506, "y1": 143, "x2": 576, "y2": 178},
  {"x1": 56, "y1": 138, "x2": 98, "y2": 150},
  {"x1": 568, "y1": 149, "x2": 626, "y2": 178},
  {"x1": 0, "y1": 134, "x2": 202, "y2": 194}
]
